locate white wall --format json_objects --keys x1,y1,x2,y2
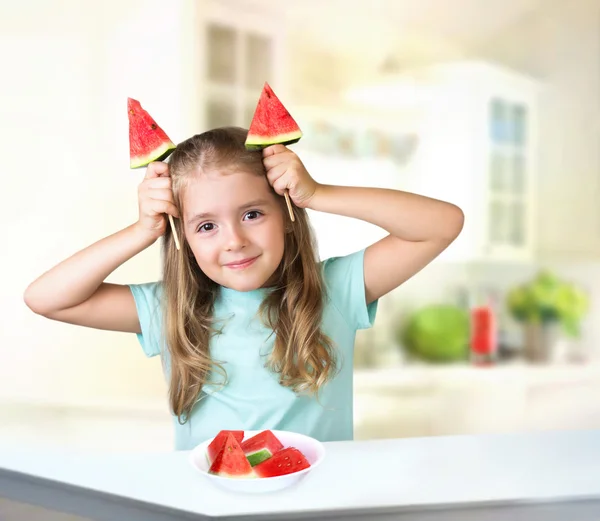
[
  {"x1": 4, "y1": 0, "x2": 600, "y2": 409},
  {"x1": 2, "y1": 0, "x2": 200, "y2": 405}
]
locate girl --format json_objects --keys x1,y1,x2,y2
[{"x1": 24, "y1": 127, "x2": 464, "y2": 450}]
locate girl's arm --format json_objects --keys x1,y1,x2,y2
[
  {"x1": 263, "y1": 146, "x2": 464, "y2": 305},
  {"x1": 23, "y1": 162, "x2": 178, "y2": 332},
  {"x1": 307, "y1": 184, "x2": 463, "y2": 304}
]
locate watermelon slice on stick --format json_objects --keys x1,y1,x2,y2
[
  {"x1": 127, "y1": 97, "x2": 180, "y2": 250},
  {"x1": 245, "y1": 82, "x2": 303, "y2": 222}
]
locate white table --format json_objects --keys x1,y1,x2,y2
[{"x1": 1, "y1": 429, "x2": 600, "y2": 520}]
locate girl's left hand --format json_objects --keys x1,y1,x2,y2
[{"x1": 262, "y1": 145, "x2": 319, "y2": 208}]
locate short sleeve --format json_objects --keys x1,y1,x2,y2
[
  {"x1": 322, "y1": 248, "x2": 378, "y2": 331},
  {"x1": 128, "y1": 282, "x2": 164, "y2": 357}
]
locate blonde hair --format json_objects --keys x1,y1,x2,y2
[{"x1": 162, "y1": 127, "x2": 337, "y2": 423}]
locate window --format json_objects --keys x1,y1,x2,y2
[{"x1": 488, "y1": 97, "x2": 529, "y2": 248}]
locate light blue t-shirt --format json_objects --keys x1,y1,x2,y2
[{"x1": 128, "y1": 248, "x2": 377, "y2": 450}]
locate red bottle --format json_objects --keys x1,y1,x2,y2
[{"x1": 470, "y1": 303, "x2": 497, "y2": 366}]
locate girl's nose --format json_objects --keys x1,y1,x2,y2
[{"x1": 225, "y1": 225, "x2": 247, "y2": 251}]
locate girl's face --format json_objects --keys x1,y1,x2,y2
[{"x1": 181, "y1": 168, "x2": 286, "y2": 292}]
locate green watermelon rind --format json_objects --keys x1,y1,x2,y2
[
  {"x1": 245, "y1": 448, "x2": 273, "y2": 467},
  {"x1": 245, "y1": 132, "x2": 302, "y2": 151},
  {"x1": 130, "y1": 142, "x2": 176, "y2": 169}
]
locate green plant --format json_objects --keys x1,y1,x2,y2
[
  {"x1": 397, "y1": 305, "x2": 470, "y2": 363},
  {"x1": 506, "y1": 270, "x2": 590, "y2": 337}
]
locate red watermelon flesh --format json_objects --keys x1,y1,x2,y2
[
  {"x1": 245, "y1": 82, "x2": 302, "y2": 150},
  {"x1": 253, "y1": 447, "x2": 310, "y2": 478},
  {"x1": 128, "y1": 97, "x2": 176, "y2": 169},
  {"x1": 240, "y1": 430, "x2": 284, "y2": 467},
  {"x1": 208, "y1": 433, "x2": 254, "y2": 479},
  {"x1": 206, "y1": 430, "x2": 245, "y2": 465}
]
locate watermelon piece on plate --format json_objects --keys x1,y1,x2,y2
[
  {"x1": 253, "y1": 447, "x2": 310, "y2": 478},
  {"x1": 240, "y1": 430, "x2": 284, "y2": 467},
  {"x1": 208, "y1": 432, "x2": 254, "y2": 479},
  {"x1": 206, "y1": 430, "x2": 245, "y2": 465},
  {"x1": 245, "y1": 82, "x2": 302, "y2": 150},
  {"x1": 128, "y1": 97, "x2": 176, "y2": 169}
]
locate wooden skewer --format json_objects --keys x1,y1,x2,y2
[
  {"x1": 168, "y1": 214, "x2": 181, "y2": 250},
  {"x1": 284, "y1": 190, "x2": 295, "y2": 222}
]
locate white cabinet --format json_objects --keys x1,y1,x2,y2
[
  {"x1": 353, "y1": 365, "x2": 600, "y2": 440},
  {"x1": 200, "y1": 0, "x2": 287, "y2": 129},
  {"x1": 280, "y1": 61, "x2": 541, "y2": 264},
  {"x1": 406, "y1": 61, "x2": 540, "y2": 263}
]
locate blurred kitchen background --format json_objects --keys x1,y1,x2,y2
[{"x1": 2, "y1": 0, "x2": 600, "y2": 452}]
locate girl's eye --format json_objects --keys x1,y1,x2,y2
[
  {"x1": 198, "y1": 222, "x2": 215, "y2": 233},
  {"x1": 244, "y1": 210, "x2": 262, "y2": 221}
]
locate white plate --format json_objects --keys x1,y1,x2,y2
[{"x1": 189, "y1": 429, "x2": 326, "y2": 494}]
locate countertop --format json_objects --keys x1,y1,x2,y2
[
  {"x1": 2, "y1": 429, "x2": 600, "y2": 520},
  {"x1": 353, "y1": 363, "x2": 600, "y2": 389}
]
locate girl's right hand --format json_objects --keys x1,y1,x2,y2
[{"x1": 135, "y1": 161, "x2": 180, "y2": 242}]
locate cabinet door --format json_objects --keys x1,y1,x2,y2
[
  {"x1": 525, "y1": 380, "x2": 600, "y2": 431},
  {"x1": 417, "y1": 63, "x2": 539, "y2": 263},
  {"x1": 483, "y1": 97, "x2": 534, "y2": 261},
  {"x1": 354, "y1": 389, "x2": 436, "y2": 439},
  {"x1": 203, "y1": 1, "x2": 285, "y2": 130}
]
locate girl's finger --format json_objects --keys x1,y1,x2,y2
[
  {"x1": 146, "y1": 176, "x2": 172, "y2": 189},
  {"x1": 148, "y1": 188, "x2": 175, "y2": 203},
  {"x1": 262, "y1": 144, "x2": 287, "y2": 157},
  {"x1": 145, "y1": 161, "x2": 169, "y2": 179},
  {"x1": 272, "y1": 177, "x2": 289, "y2": 196},
  {"x1": 263, "y1": 152, "x2": 290, "y2": 170},
  {"x1": 265, "y1": 163, "x2": 289, "y2": 185},
  {"x1": 148, "y1": 200, "x2": 179, "y2": 218}
]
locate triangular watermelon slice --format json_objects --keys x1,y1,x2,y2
[
  {"x1": 253, "y1": 447, "x2": 310, "y2": 478},
  {"x1": 208, "y1": 432, "x2": 255, "y2": 479},
  {"x1": 240, "y1": 430, "x2": 284, "y2": 467},
  {"x1": 245, "y1": 82, "x2": 302, "y2": 150},
  {"x1": 128, "y1": 97, "x2": 176, "y2": 169},
  {"x1": 206, "y1": 430, "x2": 244, "y2": 465}
]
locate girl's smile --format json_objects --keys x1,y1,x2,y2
[{"x1": 223, "y1": 256, "x2": 259, "y2": 270}]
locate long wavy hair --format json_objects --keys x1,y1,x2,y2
[{"x1": 161, "y1": 127, "x2": 337, "y2": 423}]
